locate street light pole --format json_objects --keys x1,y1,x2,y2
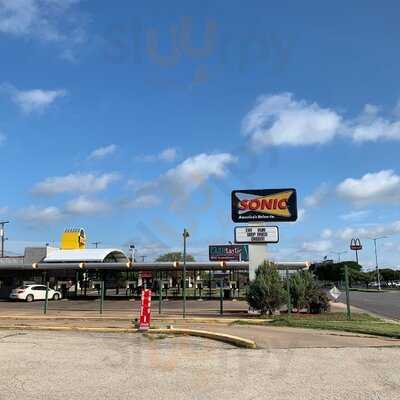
[
  {"x1": 331, "y1": 250, "x2": 347, "y2": 263},
  {"x1": 182, "y1": 228, "x2": 189, "y2": 319},
  {"x1": 372, "y1": 236, "x2": 386, "y2": 291},
  {"x1": 0, "y1": 221, "x2": 10, "y2": 258}
]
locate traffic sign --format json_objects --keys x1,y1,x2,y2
[
  {"x1": 234, "y1": 226, "x2": 279, "y2": 244},
  {"x1": 329, "y1": 286, "x2": 341, "y2": 301}
]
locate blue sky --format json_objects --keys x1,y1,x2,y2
[{"x1": 1, "y1": 0, "x2": 400, "y2": 268}]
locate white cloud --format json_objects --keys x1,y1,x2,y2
[
  {"x1": 88, "y1": 144, "x2": 118, "y2": 160},
  {"x1": 336, "y1": 170, "x2": 400, "y2": 204},
  {"x1": 0, "y1": 0, "x2": 84, "y2": 44},
  {"x1": 133, "y1": 153, "x2": 237, "y2": 207},
  {"x1": 65, "y1": 196, "x2": 110, "y2": 215},
  {"x1": 17, "y1": 205, "x2": 63, "y2": 223},
  {"x1": 159, "y1": 147, "x2": 177, "y2": 162},
  {"x1": 347, "y1": 104, "x2": 400, "y2": 142},
  {"x1": 340, "y1": 209, "x2": 370, "y2": 221},
  {"x1": 33, "y1": 172, "x2": 120, "y2": 196},
  {"x1": 122, "y1": 194, "x2": 160, "y2": 209},
  {"x1": 163, "y1": 153, "x2": 237, "y2": 192},
  {"x1": 339, "y1": 220, "x2": 400, "y2": 241},
  {"x1": 135, "y1": 147, "x2": 178, "y2": 163},
  {"x1": 242, "y1": 93, "x2": 342, "y2": 148},
  {"x1": 321, "y1": 229, "x2": 333, "y2": 239},
  {"x1": 304, "y1": 183, "x2": 330, "y2": 207},
  {"x1": 2, "y1": 83, "x2": 67, "y2": 113},
  {"x1": 302, "y1": 239, "x2": 333, "y2": 253},
  {"x1": 296, "y1": 208, "x2": 306, "y2": 222},
  {"x1": 242, "y1": 92, "x2": 400, "y2": 148}
]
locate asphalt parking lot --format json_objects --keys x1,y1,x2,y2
[
  {"x1": 0, "y1": 330, "x2": 399, "y2": 400},
  {"x1": 0, "y1": 298, "x2": 249, "y2": 317}
]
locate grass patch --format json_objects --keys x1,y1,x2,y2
[{"x1": 232, "y1": 312, "x2": 400, "y2": 339}]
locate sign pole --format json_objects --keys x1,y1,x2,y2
[
  {"x1": 220, "y1": 277, "x2": 224, "y2": 315},
  {"x1": 158, "y1": 276, "x2": 162, "y2": 315},
  {"x1": 182, "y1": 229, "x2": 189, "y2": 319},
  {"x1": 44, "y1": 282, "x2": 49, "y2": 315},
  {"x1": 344, "y1": 264, "x2": 351, "y2": 320},
  {"x1": 100, "y1": 281, "x2": 104, "y2": 315},
  {"x1": 286, "y1": 268, "x2": 291, "y2": 316}
]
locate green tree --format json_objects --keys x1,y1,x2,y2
[
  {"x1": 379, "y1": 268, "x2": 400, "y2": 283},
  {"x1": 247, "y1": 261, "x2": 286, "y2": 315},
  {"x1": 155, "y1": 252, "x2": 195, "y2": 262},
  {"x1": 289, "y1": 270, "x2": 330, "y2": 313},
  {"x1": 290, "y1": 271, "x2": 315, "y2": 312},
  {"x1": 349, "y1": 270, "x2": 372, "y2": 288},
  {"x1": 312, "y1": 261, "x2": 362, "y2": 283}
]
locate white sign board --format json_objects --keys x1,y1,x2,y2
[
  {"x1": 234, "y1": 226, "x2": 279, "y2": 244},
  {"x1": 329, "y1": 286, "x2": 341, "y2": 301}
]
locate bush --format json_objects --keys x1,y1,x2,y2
[
  {"x1": 247, "y1": 261, "x2": 286, "y2": 315},
  {"x1": 289, "y1": 271, "x2": 330, "y2": 314},
  {"x1": 307, "y1": 287, "x2": 330, "y2": 314}
]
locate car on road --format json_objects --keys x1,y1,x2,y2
[{"x1": 9, "y1": 285, "x2": 62, "y2": 302}]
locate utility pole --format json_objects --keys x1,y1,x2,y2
[
  {"x1": 92, "y1": 241, "x2": 101, "y2": 249},
  {"x1": 372, "y1": 236, "x2": 387, "y2": 291},
  {"x1": 0, "y1": 221, "x2": 9, "y2": 258},
  {"x1": 182, "y1": 228, "x2": 189, "y2": 319},
  {"x1": 331, "y1": 250, "x2": 347, "y2": 263}
]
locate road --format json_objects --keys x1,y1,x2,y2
[
  {"x1": 344, "y1": 290, "x2": 400, "y2": 320},
  {"x1": 0, "y1": 330, "x2": 399, "y2": 400}
]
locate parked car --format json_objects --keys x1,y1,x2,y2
[{"x1": 9, "y1": 285, "x2": 62, "y2": 302}]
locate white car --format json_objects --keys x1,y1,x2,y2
[{"x1": 9, "y1": 285, "x2": 62, "y2": 302}]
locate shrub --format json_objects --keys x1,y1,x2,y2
[
  {"x1": 290, "y1": 271, "x2": 330, "y2": 314},
  {"x1": 247, "y1": 261, "x2": 286, "y2": 315}
]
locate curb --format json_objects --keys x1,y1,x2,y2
[
  {"x1": 0, "y1": 324, "x2": 257, "y2": 349},
  {"x1": 149, "y1": 328, "x2": 257, "y2": 349},
  {"x1": 0, "y1": 315, "x2": 268, "y2": 325}
]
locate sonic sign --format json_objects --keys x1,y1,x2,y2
[{"x1": 231, "y1": 189, "x2": 298, "y2": 222}]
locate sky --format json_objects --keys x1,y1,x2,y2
[{"x1": 0, "y1": 0, "x2": 400, "y2": 268}]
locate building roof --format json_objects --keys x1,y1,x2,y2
[{"x1": 43, "y1": 248, "x2": 128, "y2": 263}]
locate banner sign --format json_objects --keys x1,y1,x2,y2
[
  {"x1": 209, "y1": 245, "x2": 249, "y2": 261},
  {"x1": 231, "y1": 189, "x2": 297, "y2": 222},
  {"x1": 234, "y1": 226, "x2": 279, "y2": 244},
  {"x1": 350, "y1": 238, "x2": 362, "y2": 251},
  {"x1": 139, "y1": 289, "x2": 152, "y2": 331}
]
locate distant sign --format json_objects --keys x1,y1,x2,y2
[
  {"x1": 350, "y1": 238, "x2": 362, "y2": 251},
  {"x1": 209, "y1": 245, "x2": 249, "y2": 261},
  {"x1": 234, "y1": 226, "x2": 279, "y2": 244},
  {"x1": 329, "y1": 286, "x2": 341, "y2": 301},
  {"x1": 231, "y1": 189, "x2": 297, "y2": 222}
]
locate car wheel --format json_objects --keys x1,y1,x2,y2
[
  {"x1": 26, "y1": 294, "x2": 34, "y2": 302},
  {"x1": 53, "y1": 293, "x2": 60, "y2": 301}
]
